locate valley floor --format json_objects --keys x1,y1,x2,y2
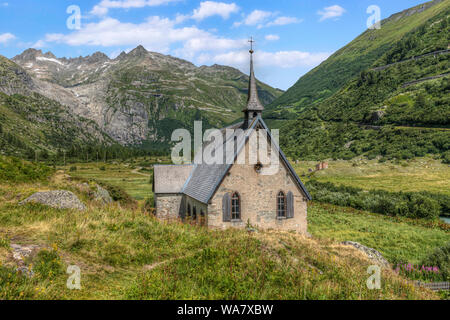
[{"x1": 292, "y1": 157, "x2": 450, "y2": 195}]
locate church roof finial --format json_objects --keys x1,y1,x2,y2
[{"x1": 244, "y1": 37, "x2": 264, "y2": 112}]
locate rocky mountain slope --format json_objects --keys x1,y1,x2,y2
[
  {"x1": 0, "y1": 55, "x2": 116, "y2": 158},
  {"x1": 11, "y1": 46, "x2": 283, "y2": 147}
]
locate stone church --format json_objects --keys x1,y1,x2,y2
[{"x1": 153, "y1": 45, "x2": 311, "y2": 235}]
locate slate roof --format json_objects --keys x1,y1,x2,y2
[
  {"x1": 243, "y1": 51, "x2": 264, "y2": 112},
  {"x1": 182, "y1": 119, "x2": 252, "y2": 203},
  {"x1": 182, "y1": 116, "x2": 312, "y2": 204}
]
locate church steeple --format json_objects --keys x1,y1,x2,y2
[{"x1": 243, "y1": 37, "x2": 264, "y2": 128}]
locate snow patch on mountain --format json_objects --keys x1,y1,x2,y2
[{"x1": 36, "y1": 56, "x2": 65, "y2": 66}]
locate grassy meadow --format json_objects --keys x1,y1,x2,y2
[
  {"x1": 0, "y1": 177, "x2": 440, "y2": 299},
  {"x1": 309, "y1": 202, "x2": 448, "y2": 264},
  {"x1": 64, "y1": 161, "x2": 153, "y2": 201},
  {"x1": 0, "y1": 156, "x2": 448, "y2": 299},
  {"x1": 292, "y1": 157, "x2": 450, "y2": 195}
]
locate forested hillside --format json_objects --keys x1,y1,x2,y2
[
  {"x1": 266, "y1": 0, "x2": 449, "y2": 116},
  {"x1": 276, "y1": 1, "x2": 450, "y2": 162}
]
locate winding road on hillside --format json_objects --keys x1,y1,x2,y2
[{"x1": 371, "y1": 49, "x2": 450, "y2": 71}]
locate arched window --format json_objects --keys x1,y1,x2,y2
[
  {"x1": 187, "y1": 204, "x2": 191, "y2": 218},
  {"x1": 231, "y1": 192, "x2": 241, "y2": 220},
  {"x1": 277, "y1": 191, "x2": 286, "y2": 218},
  {"x1": 193, "y1": 207, "x2": 197, "y2": 220}
]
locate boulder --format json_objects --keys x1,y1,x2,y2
[
  {"x1": 94, "y1": 185, "x2": 113, "y2": 204},
  {"x1": 10, "y1": 244, "x2": 42, "y2": 278},
  {"x1": 371, "y1": 110, "x2": 385, "y2": 122},
  {"x1": 341, "y1": 241, "x2": 390, "y2": 268},
  {"x1": 20, "y1": 190, "x2": 86, "y2": 211}
]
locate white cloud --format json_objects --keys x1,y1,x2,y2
[
  {"x1": 192, "y1": 1, "x2": 239, "y2": 21},
  {"x1": 233, "y1": 10, "x2": 273, "y2": 27},
  {"x1": 318, "y1": 5, "x2": 346, "y2": 22},
  {"x1": 234, "y1": 11, "x2": 301, "y2": 28},
  {"x1": 0, "y1": 32, "x2": 15, "y2": 44},
  {"x1": 204, "y1": 50, "x2": 330, "y2": 70},
  {"x1": 244, "y1": 10, "x2": 272, "y2": 25},
  {"x1": 265, "y1": 34, "x2": 279, "y2": 41},
  {"x1": 44, "y1": 17, "x2": 199, "y2": 52},
  {"x1": 266, "y1": 16, "x2": 302, "y2": 27},
  {"x1": 42, "y1": 15, "x2": 247, "y2": 61},
  {"x1": 31, "y1": 40, "x2": 46, "y2": 48},
  {"x1": 90, "y1": 0, "x2": 179, "y2": 16}
]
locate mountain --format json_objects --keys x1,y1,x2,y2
[
  {"x1": 266, "y1": 0, "x2": 448, "y2": 117},
  {"x1": 0, "y1": 55, "x2": 117, "y2": 159},
  {"x1": 11, "y1": 46, "x2": 283, "y2": 147},
  {"x1": 276, "y1": 0, "x2": 450, "y2": 162}
]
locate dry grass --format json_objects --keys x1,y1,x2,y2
[{"x1": 0, "y1": 170, "x2": 445, "y2": 300}]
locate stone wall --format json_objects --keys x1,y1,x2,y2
[
  {"x1": 207, "y1": 130, "x2": 308, "y2": 234},
  {"x1": 155, "y1": 194, "x2": 182, "y2": 220}
]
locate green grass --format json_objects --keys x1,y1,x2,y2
[
  {"x1": 0, "y1": 173, "x2": 444, "y2": 300},
  {"x1": 309, "y1": 202, "x2": 449, "y2": 264},
  {"x1": 0, "y1": 156, "x2": 54, "y2": 183},
  {"x1": 0, "y1": 187, "x2": 436, "y2": 299},
  {"x1": 0, "y1": 157, "x2": 447, "y2": 299},
  {"x1": 66, "y1": 162, "x2": 152, "y2": 200},
  {"x1": 292, "y1": 157, "x2": 450, "y2": 195}
]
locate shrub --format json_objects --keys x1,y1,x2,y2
[
  {"x1": 419, "y1": 242, "x2": 450, "y2": 282},
  {"x1": 0, "y1": 236, "x2": 10, "y2": 248},
  {"x1": 97, "y1": 181, "x2": 137, "y2": 209},
  {"x1": 442, "y1": 151, "x2": 450, "y2": 164},
  {"x1": 407, "y1": 194, "x2": 440, "y2": 220},
  {"x1": 32, "y1": 249, "x2": 64, "y2": 280},
  {"x1": 0, "y1": 266, "x2": 37, "y2": 300},
  {"x1": 306, "y1": 180, "x2": 448, "y2": 220},
  {"x1": 69, "y1": 166, "x2": 77, "y2": 172},
  {"x1": 0, "y1": 156, "x2": 53, "y2": 183}
]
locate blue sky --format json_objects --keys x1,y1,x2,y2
[{"x1": 0, "y1": 0, "x2": 427, "y2": 90}]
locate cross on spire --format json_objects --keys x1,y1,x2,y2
[
  {"x1": 249, "y1": 37, "x2": 255, "y2": 54},
  {"x1": 243, "y1": 35, "x2": 263, "y2": 128}
]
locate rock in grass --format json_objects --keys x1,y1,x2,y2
[
  {"x1": 341, "y1": 241, "x2": 390, "y2": 268},
  {"x1": 20, "y1": 190, "x2": 86, "y2": 211},
  {"x1": 94, "y1": 184, "x2": 113, "y2": 204},
  {"x1": 11, "y1": 243, "x2": 42, "y2": 278}
]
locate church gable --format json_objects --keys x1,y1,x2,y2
[
  {"x1": 208, "y1": 118, "x2": 311, "y2": 202},
  {"x1": 207, "y1": 137, "x2": 308, "y2": 233}
]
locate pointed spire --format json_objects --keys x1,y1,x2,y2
[{"x1": 244, "y1": 37, "x2": 264, "y2": 112}]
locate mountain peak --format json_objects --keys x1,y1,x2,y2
[
  {"x1": 128, "y1": 45, "x2": 148, "y2": 57},
  {"x1": 116, "y1": 51, "x2": 127, "y2": 60},
  {"x1": 43, "y1": 51, "x2": 56, "y2": 59},
  {"x1": 13, "y1": 48, "x2": 43, "y2": 61},
  {"x1": 86, "y1": 51, "x2": 110, "y2": 63}
]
